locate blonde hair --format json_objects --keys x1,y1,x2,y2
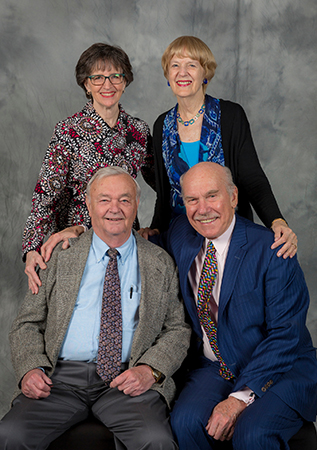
[{"x1": 161, "y1": 36, "x2": 217, "y2": 93}]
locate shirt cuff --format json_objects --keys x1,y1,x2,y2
[{"x1": 229, "y1": 387, "x2": 256, "y2": 406}]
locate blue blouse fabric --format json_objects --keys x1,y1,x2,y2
[{"x1": 162, "y1": 95, "x2": 225, "y2": 216}]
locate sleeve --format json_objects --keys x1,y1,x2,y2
[
  {"x1": 221, "y1": 100, "x2": 284, "y2": 228},
  {"x1": 9, "y1": 252, "x2": 57, "y2": 383},
  {"x1": 22, "y1": 122, "x2": 74, "y2": 259},
  {"x1": 150, "y1": 114, "x2": 173, "y2": 231},
  {"x1": 232, "y1": 253, "x2": 310, "y2": 398},
  {"x1": 140, "y1": 124, "x2": 156, "y2": 191}
]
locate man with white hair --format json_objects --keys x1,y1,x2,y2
[{"x1": 0, "y1": 167, "x2": 191, "y2": 450}]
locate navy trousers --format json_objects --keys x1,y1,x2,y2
[{"x1": 170, "y1": 356, "x2": 303, "y2": 450}]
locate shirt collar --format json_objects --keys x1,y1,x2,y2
[
  {"x1": 206, "y1": 215, "x2": 236, "y2": 256},
  {"x1": 92, "y1": 231, "x2": 135, "y2": 265}
]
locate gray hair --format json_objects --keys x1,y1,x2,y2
[
  {"x1": 180, "y1": 163, "x2": 236, "y2": 197},
  {"x1": 86, "y1": 166, "x2": 141, "y2": 201}
]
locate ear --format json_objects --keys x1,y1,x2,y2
[
  {"x1": 231, "y1": 186, "x2": 238, "y2": 209},
  {"x1": 85, "y1": 195, "x2": 92, "y2": 218}
]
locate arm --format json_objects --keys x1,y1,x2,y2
[
  {"x1": 140, "y1": 125, "x2": 156, "y2": 191},
  {"x1": 232, "y1": 252, "x2": 310, "y2": 397},
  {"x1": 221, "y1": 100, "x2": 297, "y2": 258},
  {"x1": 10, "y1": 247, "x2": 60, "y2": 384},
  {"x1": 150, "y1": 113, "x2": 173, "y2": 232},
  {"x1": 22, "y1": 123, "x2": 73, "y2": 259}
]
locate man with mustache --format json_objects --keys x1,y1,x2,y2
[
  {"x1": 155, "y1": 162, "x2": 317, "y2": 449},
  {"x1": 0, "y1": 167, "x2": 190, "y2": 450}
]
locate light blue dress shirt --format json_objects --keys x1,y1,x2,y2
[{"x1": 59, "y1": 231, "x2": 141, "y2": 363}]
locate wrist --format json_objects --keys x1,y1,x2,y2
[{"x1": 271, "y1": 218, "x2": 288, "y2": 228}]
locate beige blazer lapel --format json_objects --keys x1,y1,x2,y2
[{"x1": 130, "y1": 232, "x2": 167, "y2": 362}]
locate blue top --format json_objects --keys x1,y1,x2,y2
[
  {"x1": 162, "y1": 95, "x2": 225, "y2": 217},
  {"x1": 59, "y1": 231, "x2": 141, "y2": 363}
]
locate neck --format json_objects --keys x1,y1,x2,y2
[
  {"x1": 93, "y1": 103, "x2": 120, "y2": 128},
  {"x1": 177, "y1": 93, "x2": 205, "y2": 120}
]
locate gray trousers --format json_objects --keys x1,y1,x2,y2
[{"x1": 0, "y1": 360, "x2": 177, "y2": 450}]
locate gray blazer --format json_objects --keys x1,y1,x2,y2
[{"x1": 10, "y1": 229, "x2": 191, "y2": 407}]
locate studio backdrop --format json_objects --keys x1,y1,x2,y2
[{"x1": 0, "y1": 0, "x2": 316, "y2": 416}]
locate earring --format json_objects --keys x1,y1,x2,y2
[
  {"x1": 203, "y1": 79, "x2": 208, "y2": 85},
  {"x1": 167, "y1": 81, "x2": 170, "y2": 87}
]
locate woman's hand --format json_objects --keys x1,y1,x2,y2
[
  {"x1": 41, "y1": 225, "x2": 85, "y2": 262},
  {"x1": 25, "y1": 251, "x2": 47, "y2": 294},
  {"x1": 271, "y1": 219, "x2": 298, "y2": 259},
  {"x1": 138, "y1": 227, "x2": 160, "y2": 240}
]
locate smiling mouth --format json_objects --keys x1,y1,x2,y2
[
  {"x1": 196, "y1": 217, "x2": 218, "y2": 224},
  {"x1": 176, "y1": 80, "x2": 192, "y2": 86},
  {"x1": 100, "y1": 92, "x2": 116, "y2": 97}
]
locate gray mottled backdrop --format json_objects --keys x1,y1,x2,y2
[{"x1": 1, "y1": 0, "x2": 316, "y2": 416}]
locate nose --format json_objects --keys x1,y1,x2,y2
[
  {"x1": 102, "y1": 77, "x2": 114, "y2": 89},
  {"x1": 197, "y1": 198, "x2": 209, "y2": 215},
  {"x1": 178, "y1": 64, "x2": 188, "y2": 76},
  {"x1": 109, "y1": 200, "x2": 120, "y2": 212}
]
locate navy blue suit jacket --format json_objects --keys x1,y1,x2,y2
[{"x1": 155, "y1": 214, "x2": 317, "y2": 421}]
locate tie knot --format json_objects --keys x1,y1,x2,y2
[
  {"x1": 207, "y1": 241, "x2": 216, "y2": 254},
  {"x1": 107, "y1": 248, "x2": 119, "y2": 259}
]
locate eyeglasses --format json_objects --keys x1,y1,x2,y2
[{"x1": 87, "y1": 73, "x2": 125, "y2": 86}]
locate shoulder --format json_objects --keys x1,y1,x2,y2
[
  {"x1": 218, "y1": 99, "x2": 249, "y2": 126},
  {"x1": 119, "y1": 107, "x2": 150, "y2": 134},
  {"x1": 235, "y1": 215, "x2": 274, "y2": 245},
  {"x1": 153, "y1": 107, "x2": 174, "y2": 132},
  {"x1": 134, "y1": 231, "x2": 176, "y2": 269}
]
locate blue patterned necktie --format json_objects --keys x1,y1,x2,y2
[
  {"x1": 197, "y1": 241, "x2": 234, "y2": 380},
  {"x1": 96, "y1": 248, "x2": 122, "y2": 384}
]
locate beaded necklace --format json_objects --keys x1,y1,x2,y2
[{"x1": 176, "y1": 104, "x2": 205, "y2": 126}]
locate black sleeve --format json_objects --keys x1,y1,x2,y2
[
  {"x1": 150, "y1": 112, "x2": 173, "y2": 232},
  {"x1": 220, "y1": 100, "x2": 284, "y2": 228}
]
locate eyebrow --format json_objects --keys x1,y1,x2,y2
[{"x1": 184, "y1": 189, "x2": 219, "y2": 201}]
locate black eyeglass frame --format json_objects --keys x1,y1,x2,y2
[{"x1": 87, "y1": 73, "x2": 125, "y2": 86}]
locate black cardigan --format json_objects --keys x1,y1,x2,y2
[{"x1": 150, "y1": 99, "x2": 284, "y2": 232}]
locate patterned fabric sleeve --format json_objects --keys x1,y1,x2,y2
[{"x1": 22, "y1": 123, "x2": 81, "y2": 257}]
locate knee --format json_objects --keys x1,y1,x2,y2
[
  {"x1": 170, "y1": 405, "x2": 206, "y2": 441},
  {"x1": 0, "y1": 417, "x2": 28, "y2": 449},
  {"x1": 233, "y1": 418, "x2": 265, "y2": 450},
  {"x1": 133, "y1": 424, "x2": 176, "y2": 449}
]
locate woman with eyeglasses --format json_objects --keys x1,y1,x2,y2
[{"x1": 23, "y1": 43, "x2": 155, "y2": 294}]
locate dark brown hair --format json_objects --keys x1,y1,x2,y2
[{"x1": 75, "y1": 43, "x2": 133, "y2": 98}]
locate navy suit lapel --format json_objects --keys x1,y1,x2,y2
[
  {"x1": 218, "y1": 215, "x2": 247, "y2": 315},
  {"x1": 177, "y1": 229, "x2": 204, "y2": 337}
]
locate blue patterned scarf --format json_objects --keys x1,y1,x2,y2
[{"x1": 162, "y1": 95, "x2": 225, "y2": 216}]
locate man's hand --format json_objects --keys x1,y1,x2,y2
[
  {"x1": 41, "y1": 225, "x2": 85, "y2": 262},
  {"x1": 138, "y1": 227, "x2": 160, "y2": 240},
  {"x1": 271, "y1": 219, "x2": 298, "y2": 259},
  {"x1": 206, "y1": 397, "x2": 247, "y2": 441},
  {"x1": 25, "y1": 251, "x2": 47, "y2": 294},
  {"x1": 21, "y1": 369, "x2": 52, "y2": 399},
  {"x1": 110, "y1": 365, "x2": 155, "y2": 396}
]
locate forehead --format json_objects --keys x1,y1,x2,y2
[
  {"x1": 183, "y1": 170, "x2": 223, "y2": 196},
  {"x1": 91, "y1": 60, "x2": 121, "y2": 73}
]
